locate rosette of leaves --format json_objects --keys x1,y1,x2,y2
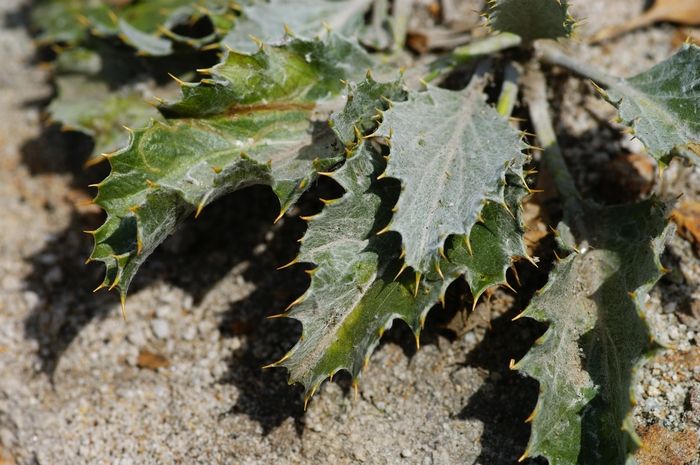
[{"x1": 48, "y1": 0, "x2": 700, "y2": 463}]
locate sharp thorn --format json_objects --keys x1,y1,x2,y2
[
  {"x1": 394, "y1": 262, "x2": 408, "y2": 280},
  {"x1": 435, "y1": 261, "x2": 444, "y2": 280}
]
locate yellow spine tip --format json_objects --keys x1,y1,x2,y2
[
  {"x1": 435, "y1": 262, "x2": 444, "y2": 280},
  {"x1": 195, "y1": 202, "x2": 205, "y2": 219},
  {"x1": 525, "y1": 408, "x2": 537, "y2": 423},
  {"x1": 277, "y1": 258, "x2": 299, "y2": 270},
  {"x1": 108, "y1": 273, "x2": 121, "y2": 291},
  {"x1": 266, "y1": 312, "x2": 288, "y2": 320},
  {"x1": 84, "y1": 154, "x2": 108, "y2": 168},
  {"x1": 517, "y1": 450, "x2": 529, "y2": 462},
  {"x1": 376, "y1": 225, "x2": 392, "y2": 235},
  {"x1": 168, "y1": 73, "x2": 185, "y2": 85},
  {"x1": 285, "y1": 294, "x2": 306, "y2": 311}
]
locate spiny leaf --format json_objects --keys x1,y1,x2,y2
[
  {"x1": 89, "y1": 34, "x2": 373, "y2": 300},
  {"x1": 49, "y1": 75, "x2": 164, "y2": 159},
  {"x1": 31, "y1": 0, "x2": 113, "y2": 44},
  {"x1": 222, "y1": 0, "x2": 373, "y2": 53},
  {"x1": 31, "y1": 0, "x2": 235, "y2": 55},
  {"x1": 330, "y1": 77, "x2": 407, "y2": 145},
  {"x1": 604, "y1": 43, "x2": 700, "y2": 165},
  {"x1": 376, "y1": 82, "x2": 526, "y2": 277},
  {"x1": 487, "y1": 0, "x2": 576, "y2": 42},
  {"x1": 90, "y1": 0, "x2": 237, "y2": 56},
  {"x1": 277, "y1": 77, "x2": 529, "y2": 399},
  {"x1": 435, "y1": 172, "x2": 530, "y2": 301},
  {"x1": 279, "y1": 141, "x2": 436, "y2": 396},
  {"x1": 514, "y1": 198, "x2": 671, "y2": 465}
]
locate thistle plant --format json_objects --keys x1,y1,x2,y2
[{"x1": 33, "y1": 0, "x2": 700, "y2": 463}]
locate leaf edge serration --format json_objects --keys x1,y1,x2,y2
[{"x1": 512, "y1": 198, "x2": 673, "y2": 465}]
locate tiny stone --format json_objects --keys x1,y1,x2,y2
[
  {"x1": 156, "y1": 305, "x2": 171, "y2": 319},
  {"x1": 151, "y1": 319, "x2": 170, "y2": 339},
  {"x1": 127, "y1": 329, "x2": 147, "y2": 347},
  {"x1": 310, "y1": 423, "x2": 323, "y2": 433},
  {"x1": 23, "y1": 291, "x2": 40, "y2": 308},
  {"x1": 182, "y1": 326, "x2": 197, "y2": 341},
  {"x1": 401, "y1": 449, "x2": 412, "y2": 458}
]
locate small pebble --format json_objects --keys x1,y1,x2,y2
[{"x1": 151, "y1": 319, "x2": 170, "y2": 339}]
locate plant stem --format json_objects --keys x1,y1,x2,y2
[
  {"x1": 423, "y1": 32, "x2": 522, "y2": 83},
  {"x1": 497, "y1": 61, "x2": 520, "y2": 118},
  {"x1": 535, "y1": 41, "x2": 618, "y2": 88},
  {"x1": 524, "y1": 65, "x2": 584, "y2": 222},
  {"x1": 453, "y1": 32, "x2": 522, "y2": 61},
  {"x1": 391, "y1": 0, "x2": 412, "y2": 52}
]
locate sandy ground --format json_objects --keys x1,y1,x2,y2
[{"x1": 0, "y1": 1, "x2": 698, "y2": 464}]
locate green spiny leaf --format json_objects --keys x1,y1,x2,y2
[
  {"x1": 376, "y1": 82, "x2": 526, "y2": 277},
  {"x1": 330, "y1": 77, "x2": 407, "y2": 145},
  {"x1": 31, "y1": 0, "x2": 112, "y2": 44},
  {"x1": 31, "y1": 0, "x2": 235, "y2": 55},
  {"x1": 49, "y1": 75, "x2": 164, "y2": 159},
  {"x1": 89, "y1": 34, "x2": 373, "y2": 300},
  {"x1": 435, "y1": 172, "x2": 530, "y2": 301},
  {"x1": 488, "y1": 0, "x2": 576, "y2": 42},
  {"x1": 90, "y1": 0, "x2": 236, "y2": 55},
  {"x1": 279, "y1": 141, "x2": 434, "y2": 397},
  {"x1": 514, "y1": 199, "x2": 671, "y2": 465},
  {"x1": 604, "y1": 43, "x2": 700, "y2": 165},
  {"x1": 278, "y1": 77, "x2": 529, "y2": 399},
  {"x1": 222, "y1": 0, "x2": 373, "y2": 53}
]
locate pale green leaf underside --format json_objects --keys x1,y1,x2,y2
[
  {"x1": 278, "y1": 78, "x2": 528, "y2": 396},
  {"x1": 606, "y1": 43, "x2": 700, "y2": 164},
  {"x1": 377, "y1": 84, "x2": 526, "y2": 276},
  {"x1": 90, "y1": 34, "x2": 372, "y2": 298},
  {"x1": 222, "y1": 0, "x2": 372, "y2": 53},
  {"x1": 515, "y1": 199, "x2": 671, "y2": 465},
  {"x1": 49, "y1": 75, "x2": 163, "y2": 158},
  {"x1": 488, "y1": 0, "x2": 575, "y2": 42}
]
